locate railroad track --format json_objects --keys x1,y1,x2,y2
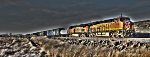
[{"x1": 52, "y1": 37, "x2": 150, "y2": 42}]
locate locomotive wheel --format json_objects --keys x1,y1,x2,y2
[
  {"x1": 111, "y1": 33, "x2": 115, "y2": 38},
  {"x1": 89, "y1": 34, "x2": 93, "y2": 37},
  {"x1": 69, "y1": 35, "x2": 72, "y2": 37},
  {"x1": 109, "y1": 32, "x2": 113, "y2": 38},
  {"x1": 123, "y1": 31, "x2": 129, "y2": 38},
  {"x1": 112, "y1": 31, "x2": 119, "y2": 38},
  {"x1": 92, "y1": 33, "x2": 96, "y2": 37},
  {"x1": 119, "y1": 32, "x2": 124, "y2": 38},
  {"x1": 111, "y1": 32, "x2": 116, "y2": 38},
  {"x1": 112, "y1": 34, "x2": 117, "y2": 38},
  {"x1": 80, "y1": 34, "x2": 86, "y2": 37},
  {"x1": 119, "y1": 34, "x2": 124, "y2": 38},
  {"x1": 118, "y1": 31, "x2": 125, "y2": 38},
  {"x1": 124, "y1": 33, "x2": 130, "y2": 38},
  {"x1": 89, "y1": 33, "x2": 96, "y2": 37},
  {"x1": 115, "y1": 31, "x2": 119, "y2": 38}
]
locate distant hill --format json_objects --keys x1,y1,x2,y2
[{"x1": 134, "y1": 20, "x2": 150, "y2": 33}]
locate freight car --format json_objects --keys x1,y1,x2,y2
[
  {"x1": 46, "y1": 28, "x2": 66, "y2": 37},
  {"x1": 131, "y1": 33, "x2": 150, "y2": 38},
  {"x1": 27, "y1": 28, "x2": 66, "y2": 38},
  {"x1": 68, "y1": 16, "x2": 135, "y2": 38},
  {"x1": 31, "y1": 31, "x2": 46, "y2": 36}
]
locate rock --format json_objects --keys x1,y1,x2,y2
[{"x1": 0, "y1": 37, "x2": 43, "y2": 57}]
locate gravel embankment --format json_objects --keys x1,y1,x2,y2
[
  {"x1": 1, "y1": 37, "x2": 150, "y2": 57},
  {"x1": 33, "y1": 37, "x2": 150, "y2": 57},
  {"x1": 0, "y1": 37, "x2": 47, "y2": 57}
]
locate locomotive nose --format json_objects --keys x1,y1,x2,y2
[
  {"x1": 124, "y1": 20, "x2": 131, "y2": 29},
  {"x1": 125, "y1": 20, "x2": 130, "y2": 25}
]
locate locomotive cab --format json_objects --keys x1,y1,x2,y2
[{"x1": 68, "y1": 24, "x2": 89, "y2": 37}]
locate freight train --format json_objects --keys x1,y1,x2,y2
[{"x1": 26, "y1": 16, "x2": 150, "y2": 38}]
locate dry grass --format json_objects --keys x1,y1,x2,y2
[{"x1": 32, "y1": 37, "x2": 150, "y2": 57}]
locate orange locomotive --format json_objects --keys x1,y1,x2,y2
[{"x1": 68, "y1": 16, "x2": 135, "y2": 38}]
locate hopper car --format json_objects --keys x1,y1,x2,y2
[{"x1": 31, "y1": 28, "x2": 66, "y2": 37}]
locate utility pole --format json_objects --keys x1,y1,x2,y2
[{"x1": 121, "y1": 13, "x2": 123, "y2": 17}]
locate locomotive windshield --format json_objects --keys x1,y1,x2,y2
[{"x1": 120, "y1": 17, "x2": 130, "y2": 21}]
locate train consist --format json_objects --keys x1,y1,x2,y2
[
  {"x1": 68, "y1": 17, "x2": 134, "y2": 38},
  {"x1": 25, "y1": 16, "x2": 150, "y2": 38}
]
